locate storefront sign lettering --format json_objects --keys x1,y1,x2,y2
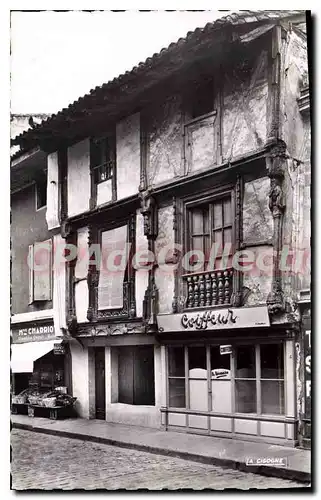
[
  {"x1": 18, "y1": 326, "x2": 54, "y2": 336},
  {"x1": 157, "y1": 306, "x2": 270, "y2": 333},
  {"x1": 181, "y1": 309, "x2": 238, "y2": 330},
  {"x1": 11, "y1": 324, "x2": 56, "y2": 343}
]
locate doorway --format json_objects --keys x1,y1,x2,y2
[{"x1": 95, "y1": 347, "x2": 106, "y2": 420}]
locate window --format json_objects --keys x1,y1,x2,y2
[
  {"x1": 98, "y1": 224, "x2": 129, "y2": 311},
  {"x1": 191, "y1": 77, "x2": 214, "y2": 119},
  {"x1": 28, "y1": 239, "x2": 52, "y2": 303},
  {"x1": 166, "y1": 343, "x2": 285, "y2": 417},
  {"x1": 36, "y1": 170, "x2": 47, "y2": 209},
  {"x1": 187, "y1": 195, "x2": 233, "y2": 271},
  {"x1": 168, "y1": 347, "x2": 185, "y2": 408},
  {"x1": 235, "y1": 344, "x2": 285, "y2": 415},
  {"x1": 118, "y1": 346, "x2": 155, "y2": 405},
  {"x1": 91, "y1": 137, "x2": 115, "y2": 184},
  {"x1": 235, "y1": 345, "x2": 257, "y2": 413}
]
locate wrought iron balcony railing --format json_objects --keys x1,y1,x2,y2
[{"x1": 182, "y1": 268, "x2": 233, "y2": 309}]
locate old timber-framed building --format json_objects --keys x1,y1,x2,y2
[{"x1": 11, "y1": 11, "x2": 311, "y2": 447}]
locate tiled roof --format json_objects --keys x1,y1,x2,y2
[{"x1": 12, "y1": 10, "x2": 306, "y2": 148}]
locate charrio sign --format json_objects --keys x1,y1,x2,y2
[
  {"x1": 157, "y1": 306, "x2": 270, "y2": 333},
  {"x1": 11, "y1": 324, "x2": 56, "y2": 344}
]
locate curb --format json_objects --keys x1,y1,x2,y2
[{"x1": 12, "y1": 422, "x2": 311, "y2": 484}]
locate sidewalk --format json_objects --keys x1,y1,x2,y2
[{"x1": 11, "y1": 414, "x2": 311, "y2": 483}]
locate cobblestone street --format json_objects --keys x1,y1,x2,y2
[{"x1": 11, "y1": 429, "x2": 305, "y2": 490}]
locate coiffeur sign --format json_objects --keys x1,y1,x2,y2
[
  {"x1": 11, "y1": 324, "x2": 56, "y2": 343},
  {"x1": 157, "y1": 306, "x2": 270, "y2": 333}
]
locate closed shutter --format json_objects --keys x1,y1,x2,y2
[{"x1": 31, "y1": 239, "x2": 52, "y2": 301}]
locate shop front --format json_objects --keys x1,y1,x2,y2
[
  {"x1": 157, "y1": 306, "x2": 297, "y2": 446},
  {"x1": 11, "y1": 321, "x2": 72, "y2": 398}
]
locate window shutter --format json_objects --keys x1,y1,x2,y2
[
  {"x1": 33, "y1": 239, "x2": 52, "y2": 301},
  {"x1": 28, "y1": 244, "x2": 34, "y2": 304}
]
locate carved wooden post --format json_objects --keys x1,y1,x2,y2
[
  {"x1": 61, "y1": 223, "x2": 78, "y2": 337},
  {"x1": 86, "y1": 224, "x2": 99, "y2": 322},
  {"x1": 139, "y1": 189, "x2": 158, "y2": 328},
  {"x1": 172, "y1": 196, "x2": 179, "y2": 313},
  {"x1": 266, "y1": 142, "x2": 286, "y2": 315},
  {"x1": 231, "y1": 174, "x2": 243, "y2": 307}
]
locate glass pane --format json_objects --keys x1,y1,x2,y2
[
  {"x1": 212, "y1": 380, "x2": 232, "y2": 413},
  {"x1": 168, "y1": 347, "x2": 185, "y2": 377},
  {"x1": 191, "y1": 208, "x2": 203, "y2": 234},
  {"x1": 235, "y1": 380, "x2": 257, "y2": 413},
  {"x1": 203, "y1": 208, "x2": 209, "y2": 233},
  {"x1": 213, "y1": 202, "x2": 223, "y2": 229},
  {"x1": 169, "y1": 379, "x2": 185, "y2": 408},
  {"x1": 260, "y1": 344, "x2": 284, "y2": 379},
  {"x1": 236, "y1": 346, "x2": 256, "y2": 378},
  {"x1": 223, "y1": 228, "x2": 232, "y2": 246},
  {"x1": 211, "y1": 346, "x2": 230, "y2": 378},
  {"x1": 191, "y1": 236, "x2": 204, "y2": 253},
  {"x1": 213, "y1": 230, "x2": 223, "y2": 254},
  {"x1": 188, "y1": 346, "x2": 206, "y2": 376},
  {"x1": 204, "y1": 235, "x2": 211, "y2": 264},
  {"x1": 189, "y1": 379, "x2": 208, "y2": 411},
  {"x1": 223, "y1": 198, "x2": 232, "y2": 226},
  {"x1": 261, "y1": 381, "x2": 284, "y2": 415}
]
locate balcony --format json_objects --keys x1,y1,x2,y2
[{"x1": 182, "y1": 268, "x2": 233, "y2": 309}]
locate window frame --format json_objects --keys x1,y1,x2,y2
[
  {"x1": 90, "y1": 132, "x2": 117, "y2": 208},
  {"x1": 184, "y1": 187, "x2": 235, "y2": 273},
  {"x1": 89, "y1": 215, "x2": 136, "y2": 320},
  {"x1": 166, "y1": 341, "x2": 286, "y2": 418}
]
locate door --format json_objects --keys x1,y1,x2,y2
[{"x1": 95, "y1": 347, "x2": 106, "y2": 420}]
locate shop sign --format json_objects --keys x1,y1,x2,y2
[
  {"x1": 54, "y1": 343, "x2": 65, "y2": 355},
  {"x1": 11, "y1": 324, "x2": 56, "y2": 344},
  {"x1": 157, "y1": 306, "x2": 270, "y2": 333},
  {"x1": 220, "y1": 345, "x2": 232, "y2": 355}
]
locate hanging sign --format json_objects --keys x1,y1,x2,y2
[
  {"x1": 54, "y1": 342, "x2": 66, "y2": 355},
  {"x1": 220, "y1": 345, "x2": 232, "y2": 355}
]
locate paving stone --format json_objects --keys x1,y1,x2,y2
[{"x1": 11, "y1": 429, "x2": 307, "y2": 490}]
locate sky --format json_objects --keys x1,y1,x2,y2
[{"x1": 10, "y1": 10, "x2": 226, "y2": 115}]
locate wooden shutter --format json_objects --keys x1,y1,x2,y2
[
  {"x1": 118, "y1": 347, "x2": 134, "y2": 404},
  {"x1": 98, "y1": 225, "x2": 128, "y2": 310},
  {"x1": 28, "y1": 244, "x2": 34, "y2": 304},
  {"x1": 133, "y1": 346, "x2": 155, "y2": 405},
  {"x1": 33, "y1": 239, "x2": 52, "y2": 301}
]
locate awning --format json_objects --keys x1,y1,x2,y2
[{"x1": 11, "y1": 340, "x2": 62, "y2": 373}]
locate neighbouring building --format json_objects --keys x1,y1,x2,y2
[
  {"x1": 11, "y1": 11, "x2": 311, "y2": 447},
  {"x1": 10, "y1": 115, "x2": 72, "y2": 400}
]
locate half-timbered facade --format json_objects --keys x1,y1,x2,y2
[{"x1": 11, "y1": 11, "x2": 311, "y2": 446}]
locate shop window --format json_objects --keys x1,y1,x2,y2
[
  {"x1": 168, "y1": 346, "x2": 185, "y2": 408},
  {"x1": 28, "y1": 239, "x2": 52, "y2": 303},
  {"x1": 260, "y1": 344, "x2": 285, "y2": 415},
  {"x1": 235, "y1": 345, "x2": 257, "y2": 413},
  {"x1": 35, "y1": 170, "x2": 47, "y2": 210},
  {"x1": 211, "y1": 347, "x2": 232, "y2": 413},
  {"x1": 188, "y1": 346, "x2": 207, "y2": 411},
  {"x1": 118, "y1": 346, "x2": 155, "y2": 406}
]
